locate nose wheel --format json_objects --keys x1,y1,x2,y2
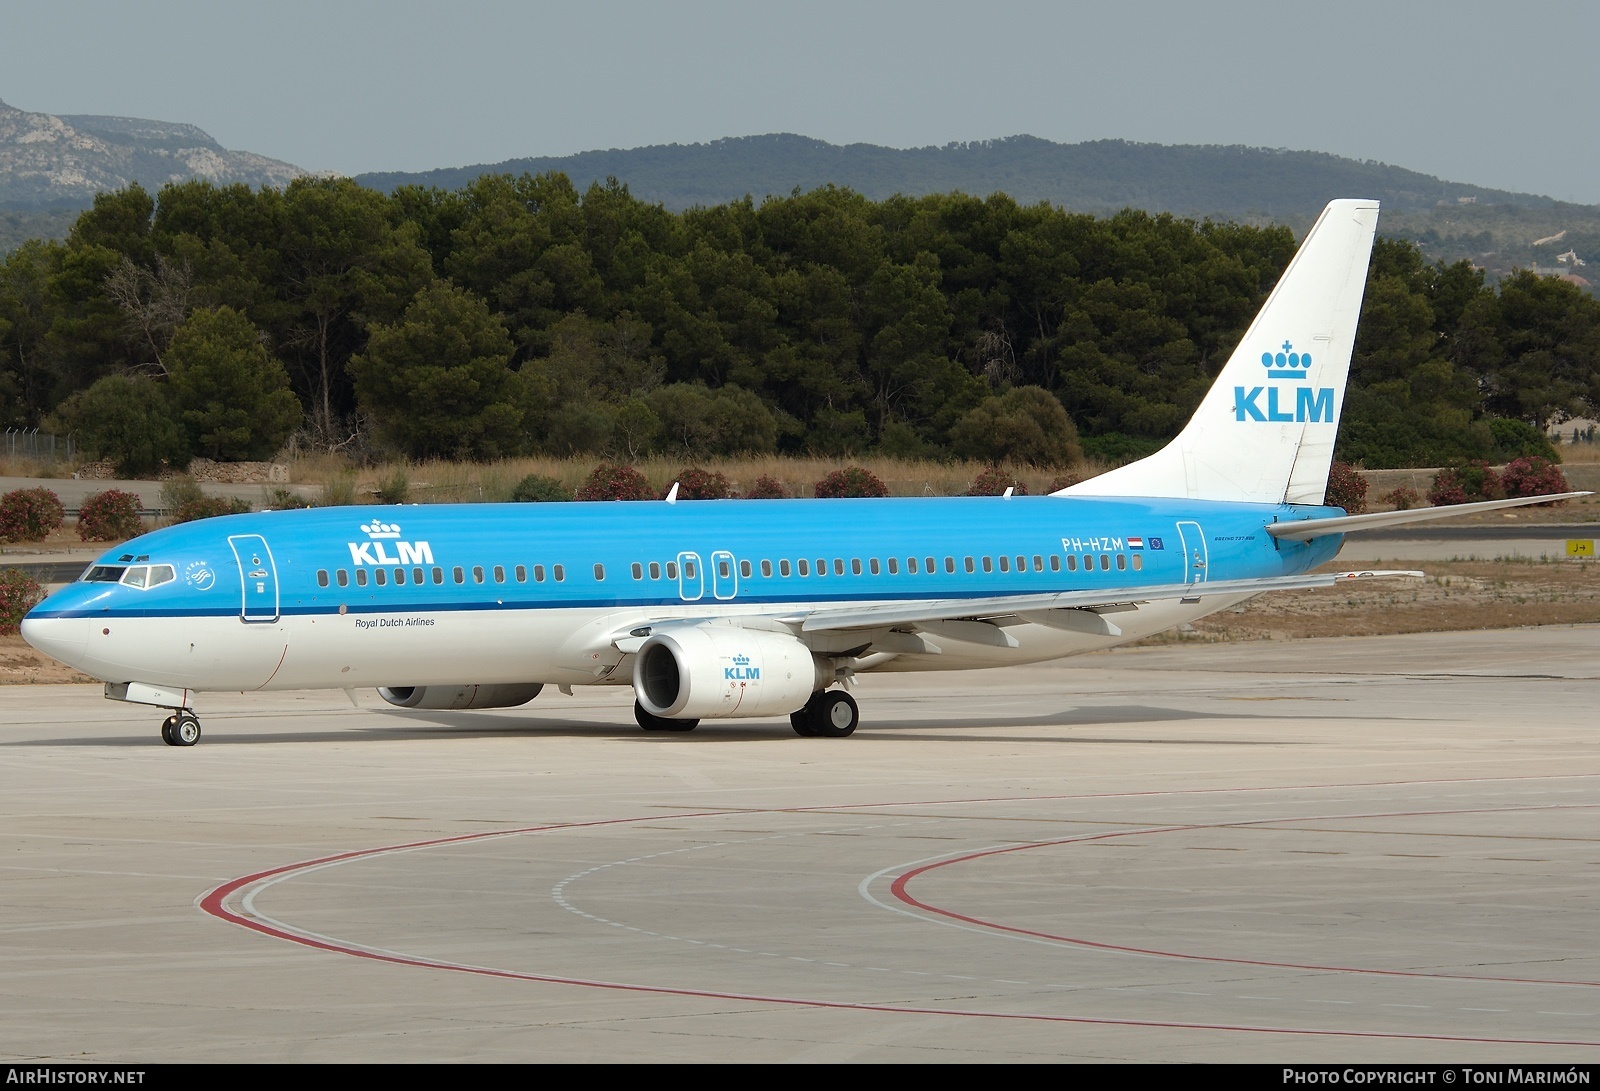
[{"x1": 160, "y1": 711, "x2": 202, "y2": 747}]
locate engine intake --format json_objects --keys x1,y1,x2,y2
[
  {"x1": 634, "y1": 626, "x2": 826, "y2": 720},
  {"x1": 376, "y1": 684, "x2": 544, "y2": 710}
]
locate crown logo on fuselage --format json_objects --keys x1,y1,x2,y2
[
  {"x1": 1261, "y1": 340, "x2": 1313, "y2": 379},
  {"x1": 361, "y1": 522, "x2": 403, "y2": 540}
]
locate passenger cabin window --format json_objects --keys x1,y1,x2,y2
[
  {"x1": 554, "y1": 565, "x2": 565, "y2": 582},
  {"x1": 394, "y1": 568, "x2": 406, "y2": 585},
  {"x1": 1050, "y1": 556, "x2": 1061, "y2": 572},
  {"x1": 816, "y1": 559, "x2": 827, "y2": 576},
  {"x1": 761, "y1": 560, "x2": 773, "y2": 577},
  {"x1": 779, "y1": 559, "x2": 791, "y2": 577},
  {"x1": 1033, "y1": 555, "x2": 1044, "y2": 571},
  {"x1": 1132, "y1": 555, "x2": 1143, "y2": 571},
  {"x1": 317, "y1": 570, "x2": 330, "y2": 588},
  {"x1": 1116, "y1": 554, "x2": 1127, "y2": 571},
  {"x1": 681, "y1": 561, "x2": 693, "y2": 579},
  {"x1": 944, "y1": 557, "x2": 955, "y2": 574},
  {"x1": 631, "y1": 562, "x2": 643, "y2": 580},
  {"x1": 337, "y1": 570, "x2": 350, "y2": 587},
  {"x1": 664, "y1": 562, "x2": 676, "y2": 579},
  {"x1": 926, "y1": 557, "x2": 936, "y2": 573},
  {"x1": 798, "y1": 559, "x2": 809, "y2": 576},
  {"x1": 649, "y1": 561, "x2": 661, "y2": 580},
  {"x1": 494, "y1": 565, "x2": 505, "y2": 583},
  {"x1": 593, "y1": 563, "x2": 605, "y2": 581},
  {"x1": 851, "y1": 559, "x2": 862, "y2": 575},
  {"x1": 356, "y1": 569, "x2": 369, "y2": 587},
  {"x1": 374, "y1": 569, "x2": 387, "y2": 586},
  {"x1": 907, "y1": 557, "x2": 918, "y2": 574},
  {"x1": 515, "y1": 565, "x2": 526, "y2": 583},
  {"x1": 964, "y1": 557, "x2": 975, "y2": 574},
  {"x1": 996, "y1": 556, "x2": 1007, "y2": 573},
  {"x1": 718, "y1": 559, "x2": 730, "y2": 578},
  {"x1": 982, "y1": 557, "x2": 993, "y2": 573},
  {"x1": 453, "y1": 567, "x2": 465, "y2": 584},
  {"x1": 740, "y1": 559, "x2": 752, "y2": 578},
  {"x1": 432, "y1": 567, "x2": 443, "y2": 584},
  {"x1": 870, "y1": 558, "x2": 880, "y2": 575},
  {"x1": 1066, "y1": 555, "x2": 1077, "y2": 572},
  {"x1": 413, "y1": 567, "x2": 425, "y2": 585},
  {"x1": 834, "y1": 559, "x2": 845, "y2": 576},
  {"x1": 534, "y1": 565, "x2": 546, "y2": 582},
  {"x1": 1100, "y1": 554, "x2": 1110, "y2": 569},
  {"x1": 472, "y1": 566, "x2": 485, "y2": 584}
]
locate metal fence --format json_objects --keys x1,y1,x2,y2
[{"x1": 2, "y1": 429, "x2": 75, "y2": 463}]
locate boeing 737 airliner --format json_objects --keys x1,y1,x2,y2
[{"x1": 20, "y1": 200, "x2": 1586, "y2": 745}]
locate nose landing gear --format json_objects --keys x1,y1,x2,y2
[{"x1": 160, "y1": 711, "x2": 202, "y2": 747}]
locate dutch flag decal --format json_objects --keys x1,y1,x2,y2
[{"x1": 1127, "y1": 537, "x2": 1144, "y2": 549}]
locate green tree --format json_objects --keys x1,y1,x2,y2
[
  {"x1": 46, "y1": 375, "x2": 189, "y2": 476},
  {"x1": 166, "y1": 307, "x2": 302, "y2": 460},
  {"x1": 350, "y1": 281, "x2": 522, "y2": 459},
  {"x1": 950, "y1": 386, "x2": 1082, "y2": 467}
]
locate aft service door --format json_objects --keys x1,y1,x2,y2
[
  {"x1": 228, "y1": 534, "x2": 280, "y2": 622},
  {"x1": 1176, "y1": 521, "x2": 1208, "y2": 585},
  {"x1": 677, "y1": 551, "x2": 703, "y2": 602},
  {"x1": 711, "y1": 550, "x2": 737, "y2": 600}
]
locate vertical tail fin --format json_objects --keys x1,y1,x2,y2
[{"x1": 1060, "y1": 199, "x2": 1380, "y2": 505}]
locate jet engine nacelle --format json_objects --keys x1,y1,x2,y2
[
  {"x1": 376, "y1": 683, "x2": 544, "y2": 710},
  {"x1": 634, "y1": 626, "x2": 827, "y2": 720}
]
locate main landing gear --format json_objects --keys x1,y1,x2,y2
[
  {"x1": 634, "y1": 700, "x2": 699, "y2": 733},
  {"x1": 791, "y1": 689, "x2": 859, "y2": 738},
  {"x1": 160, "y1": 711, "x2": 202, "y2": 747}
]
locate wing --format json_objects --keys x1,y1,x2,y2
[{"x1": 780, "y1": 569, "x2": 1422, "y2": 634}]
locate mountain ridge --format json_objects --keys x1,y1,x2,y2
[
  {"x1": 354, "y1": 132, "x2": 1588, "y2": 224},
  {"x1": 0, "y1": 97, "x2": 307, "y2": 208}
]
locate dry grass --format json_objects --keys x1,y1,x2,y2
[
  {"x1": 1141, "y1": 556, "x2": 1600, "y2": 645},
  {"x1": 288, "y1": 453, "x2": 1113, "y2": 500}
]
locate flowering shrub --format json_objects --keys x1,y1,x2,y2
[
  {"x1": 0, "y1": 487, "x2": 65, "y2": 543},
  {"x1": 0, "y1": 568, "x2": 43, "y2": 635},
  {"x1": 965, "y1": 466, "x2": 1030, "y2": 496},
  {"x1": 1380, "y1": 486, "x2": 1421, "y2": 511},
  {"x1": 1044, "y1": 472, "x2": 1082, "y2": 493},
  {"x1": 1428, "y1": 460, "x2": 1504, "y2": 506},
  {"x1": 575, "y1": 464, "x2": 654, "y2": 501},
  {"x1": 813, "y1": 466, "x2": 888, "y2": 498},
  {"x1": 672, "y1": 467, "x2": 730, "y2": 500},
  {"x1": 77, "y1": 489, "x2": 143, "y2": 541},
  {"x1": 742, "y1": 474, "x2": 791, "y2": 499},
  {"x1": 1500, "y1": 456, "x2": 1569, "y2": 503},
  {"x1": 510, "y1": 474, "x2": 571, "y2": 502},
  {"x1": 1324, "y1": 461, "x2": 1367, "y2": 513}
]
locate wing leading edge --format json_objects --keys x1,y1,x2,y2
[{"x1": 782, "y1": 569, "x2": 1423, "y2": 633}]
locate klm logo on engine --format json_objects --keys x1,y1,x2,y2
[
  {"x1": 725, "y1": 653, "x2": 760, "y2": 681},
  {"x1": 1234, "y1": 341, "x2": 1334, "y2": 423},
  {"x1": 347, "y1": 521, "x2": 434, "y2": 566}
]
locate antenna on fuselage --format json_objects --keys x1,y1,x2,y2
[{"x1": 664, "y1": 482, "x2": 679, "y2": 505}]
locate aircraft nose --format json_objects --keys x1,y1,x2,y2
[{"x1": 20, "y1": 614, "x2": 89, "y2": 667}]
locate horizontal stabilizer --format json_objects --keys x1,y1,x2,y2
[
  {"x1": 1268, "y1": 492, "x2": 1592, "y2": 541},
  {"x1": 789, "y1": 569, "x2": 1422, "y2": 633}
]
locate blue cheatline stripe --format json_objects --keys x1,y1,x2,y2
[{"x1": 28, "y1": 583, "x2": 1098, "y2": 621}]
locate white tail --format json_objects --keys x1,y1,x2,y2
[{"x1": 1060, "y1": 199, "x2": 1380, "y2": 505}]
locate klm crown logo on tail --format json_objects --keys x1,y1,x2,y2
[{"x1": 1234, "y1": 340, "x2": 1334, "y2": 424}]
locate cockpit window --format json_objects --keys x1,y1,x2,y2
[
  {"x1": 100, "y1": 564, "x2": 175, "y2": 590},
  {"x1": 121, "y1": 567, "x2": 150, "y2": 589},
  {"x1": 84, "y1": 566, "x2": 126, "y2": 582},
  {"x1": 147, "y1": 565, "x2": 175, "y2": 587}
]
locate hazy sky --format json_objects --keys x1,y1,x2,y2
[{"x1": 4, "y1": 1, "x2": 1597, "y2": 203}]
